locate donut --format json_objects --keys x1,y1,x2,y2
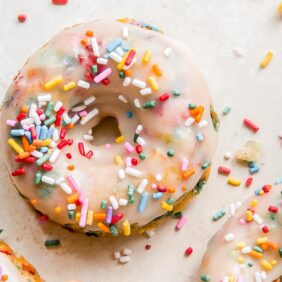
[
  {"x1": 1, "y1": 18, "x2": 219, "y2": 236},
  {"x1": 199, "y1": 184, "x2": 282, "y2": 282},
  {"x1": 0, "y1": 241, "x2": 42, "y2": 281}
]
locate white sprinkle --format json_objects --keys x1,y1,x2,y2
[
  {"x1": 54, "y1": 101, "x2": 63, "y2": 112},
  {"x1": 123, "y1": 77, "x2": 131, "y2": 87},
  {"x1": 140, "y1": 87, "x2": 152, "y2": 96},
  {"x1": 125, "y1": 167, "x2": 142, "y2": 178},
  {"x1": 241, "y1": 246, "x2": 252, "y2": 254},
  {"x1": 67, "y1": 203, "x2": 76, "y2": 210},
  {"x1": 90, "y1": 37, "x2": 100, "y2": 57},
  {"x1": 52, "y1": 129, "x2": 59, "y2": 142},
  {"x1": 224, "y1": 151, "x2": 232, "y2": 160},
  {"x1": 122, "y1": 26, "x2": 129, "y2": 40},
  {"x1": 155, "y1": 174, "x2": 162, "y2": 181},
  {"x1": 132, "y1": 79, "x2": 146, "y2": 89},
  {"x1": 109, "y1": 196, "x2": 119, "y2": 210},
  {"x1": 29, "y1": 103, "x2": 37, "y2": 115},
  {"x1": 71, "y1": 114, "x2": 80, "y2": 125},
  {"x1": 253, "y1": 213, "x2": 263, "y2": 225},
  {"x1": 163, "y1": 47, "x2": 172, "y2": 57},
  {"x1": 136, "y1": 125, "x2": 143, "y2": 134},
  {"x1": 114, "y1": 251, "x2": 121, "y2": 260},
  {"x1": 60, "y1": 182, "x2": 72, "y2": 194},
  {"x1": 30, "y1": 112, "x2": 41, "y2": 126},
  {"x1": 198, "y1": 120, "x2": 208, "y2": 128},
  {"x1": 236, "y1": 202, "x2": 242, "y2": 209},
  {"x1": 224, "y1": 233, "x2": 235, "y2": 242},
  {"x1": 80, "y1": 108, "x2": 99, "y2": 125},
  {"x1": 125, "y1": 157, "x2": 132, "y2": 168},
  {"x1": 97, "y1": 58, "x2": 108, "y2": 65},
  {"x1": 38, "y1": 102, "x2": 47, "y2": 108},
  {"x1": 119, "y1": 198, "x2": 128, "y2": 206},
  {"x1": 84, "y1": 134, "x2": 93, "y2": 141},
  {"x1": 137, "y1": 178, "x2": 148, "y2": 193},
  {"x1": 78, "y1": 80, "x2": 90, "y2": 89},
  {"x1": 118, "y1": 95, "x2": 128, "y2": 103},
  {"x1": 37, "y1": 94, "x2": 51, "y2": 103},
  {"x1": 145, "y1": 229, "x2": 155, "y2": 237},
  {"x1": 255, "y1": 272, "x2": 262, "y2": 282},
  {"x1": 71, "y1": 105, "x2": 87, "y2": 112},
  {"x1": 119, "y1": 256, "x2": 130, "y2": 264},
  {"x1": 118, "y1": 168, "x2": 126, "y2": 180},
  {"x1": 49, "y1": 141, "x2": 56, "y2": 148},
  {"x1": 62, "y1": 112, "x2": 72, "y2": 124},
  {"x1": 222, "y1": 277, "x2": 229, "y2": 282},
  {"x1": 233, "y1": 46, "x2": 245, "y2": 57},
  {"x1": 109, "y1": 51, "x2": 123, "y2": 63},
  {"x1": 134, "y1": 98, "x2": 141, "y2": 108},
  {"x1": 122, "y1": 248, "x2": 133, "y2": 256},
  {"x1": 42, "y1": 175, "x2": 55, "y2": 185},
  {"x1": 55, "y1": 177, "x2": 65, "y2": 185},
  {"x1": 229, "y1": 204, "x2": 236, "y2": 216},
  {"x1": 115, "y1": 47, "x2": 125, "y2": 56},
  {"x1": 260, "y1": 272, "x2": 267, "y2": 281},
  {"x1": 20, "y1": 118, "x2": 34, "y2": 127},
  {"x1": 87, "y1": 129, "x2": 93, "y2": 135},
  {"x1": 49, "y1": 149, "x2": 61, "y2": 163},
  {"x1": 184, "y1": 117, "x2": 195, "y2": 127},
  {"x1": 136, "y1": 136, "x2": 146, "y2": 146},
  {"x1": 83, "y1": 96, "x2": 96, "y2": 106},
  {"x1": 30, "y1": 150, "x2": 43, "y2": 159}
]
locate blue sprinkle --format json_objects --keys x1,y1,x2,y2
[
  {"x1": 138, "y1": 192, "x2": 149, "y2": 213},
  {"x1": 36, "y1": 125, "x2": 41, "y2": 138},
  {"x1": 121, "y1": 42, "x2": 130, "y2": 52},
  {"x1": 104, "y1": 53, "x2": 110, "y2": 59},
  {"x1": 255, "y1": 189, "x2": 260, "y2": 195},
  {"x1": 46, "y1": 126, "x2": 55, "y2": 139},
  {"x1": 274, "y1": 177, "x2": 282, "y2": 185},
  {"x1": 196, "y1": 133, "x2": 204, "y2": 142},
  {"x1": 106, "y1": 38, "x2": 122, "y2": 52},
  {"x1": 249, "y1": 161, "x2": 256, "y2": 168},
  {"x1": 152, "y1": 192, "x2": 163, "y2": 199},
  {"x1": 24, "y1": 131, "x2": 32, "y2": 144},
  {"x1": 40, "y1": 147, "x2": 48, "y2": 153},
  {"x1": 11, "y1": 129, "x2": 25, "y2": 137},
  {"x1": 39, "y1": 125, "x2": 48, "y2": 140},
  {"x1": 126, "y1": 111, "x2": 133, "y2": 118},
  {"x1": 249, "y1": 164, "x2": 260, "y2": 175}
]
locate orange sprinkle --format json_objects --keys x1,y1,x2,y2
[
  {"x1": 86, "y1": 30, "x2": 94, "y2": 37},
  {"x1": 28, "y1": 145, "x2": 36, "y2": 152},
  {"x1": 182, "y1": 168, "x2": 195, "y2": 180},
  {"x1": 33, "y1": 139, "x2": 43, "y2": 147},
  {"x1": 30, "y1": 199, "x2": 37, "y2": 205},
  {"x1": 80, "y1": 38, "x2": 88, "y2": 46},
  {"x1": 19, "y1": 152, "x2": 30, "y2": 159},
  {"x1": 54, "y1": 207, "x2": 62, "y2": 214},
  {"x1": 93, "y1": 213, "x2": 106, "y2": 221},
  {"x1": 124, "y1": 70, "x2": 132, "y2": 77},
  {"x1": 21, "y1": 105, "x2": 28, "y2": 113},
  {"x1": 22, "y1": 136, "x2": 30, "y2": 152},
  {"x1": 181, "y1": 186, "x2": 187, "y2": 192},
  {"x1": 67, "y1": 123, "x2": 74, "y2": 129},
  {"x1": 249, "y1": 250, "x2": 263, "y2": 259},
  {"x1": 168, "y1": 187, "x2": 176, "y2": 193},
  {"x1": 28, "y1": 68, "x2": 37, "y2": 77},
  {"x1": 97, "y1": 222, "x2": 110, "y2": 233},
  {"x1": 189, "y1": 106, "x2": 205, "y2": 123},
  {"x1": 67, "y1": 194, "x2": 79, "y2": 204},
  {"x1": 268, "y1": 241, "x2": 278, "y2": 250},
  {"x1": 260, "y1": 243, "x2": 268, "y2": 251},
  {"x1": 67, "y1": 165, "x2": 75, "y2": 171},
  {"x1": 152, "y1": 64, "x2": 163, "y2": 76},
  {"x1": 2, "y1": 275, "x2": 8, "y2": 281}
]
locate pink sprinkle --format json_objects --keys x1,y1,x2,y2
[
  {"x1": 105, "y1": 143, "x2": 111, "y2": 149},
  {"x1": 181, "y1": 158, "x2": 189, "y2": 171},
  {"x1": 151, "y1": 184, "x2": 157, "y2": 190},
  {"x1": 66, "y1": 175, "x2": 79, "y2": 192},
  {"x1": 94, "y1": 68, "x2": 112, "y2": 83},
  {"x1": 176, "y1": 215, "x2": 187, "y2": 230},
  {"x1": 6, "y1": 120, "x2": 17, "y2": 127},
  {"x1": 79, "y1": 110, "x2": 87, "y2": 117},
  {"x1": 79, "y1": 198, "x2": 88, "y2": 228},
  {"x1": 22, "y1": 124, "x2": 30, "y2": 131},
  {"x1": 125, "y1": 157, "x2": 132, "y2": 168},
  {"x1": 124, "y1": 141, "x2": 135, "y2": 153},
  {"x1": 39, "y1": 114, "x2": 46, "y2": 121},
  {"x1": 239, "y1": 218, "x2": 246, "y2": 225}
]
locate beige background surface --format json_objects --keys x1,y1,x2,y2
[{"x1": 0, "y1": 0, "x2": 282, "y2": 281}]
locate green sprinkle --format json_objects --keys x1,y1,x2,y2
[
  {"x1": 109, "y1": 225, "x2": 118, "y2": 236},
  {"x1": 202, "y1": 160, "x2": 211, "y2": 170},
  {"x1": 0, "y1": 229, "x2": 3, "y2": 234},
  {"x1": 128, "y1": 195, "x2": 135, "y2": 204},
  {"x1": 139, "y1": 153, "x2": 146, "y2": 160},
  {"x1": 68, "y1": 210, "x2": 75, "y2": 220},
  {"x1": 44, "y1": 116, "x2": 56, "y2": 126},
  {"x1": 36, "y1": 154, "x2": 50, "y2": 166},
  {"x1": 127, "y1": 184, "x2": 135, "y2": 197},
  {"x1": 212, "y1": 210, "x2": 226, "y2": 221},
  {"x1": 91, "y1": 64, "x2": 98, "y2": 73},
  {"x1": 44, "y1": 239, "x2": 60, "y2": 247},
  {"x1": 45, "y1": 101, "x2": 54, "y2": 118},
  {"x1": 174, "y1": 211, "x2": 182, "y2": 218},
  {"x1": 167, "y1": 197, "x2": 174, "y2": 205},
  {"x1": 119, "y1": 71, "x2": 125, "y2": 78},
  {"x1": 100, "y1": 200, "x2": 107, "y2": 209},
  {"x1": 279, "y1": 247, "x2": 282, "y2": 258},
  {"x1": 223, "y1": 106, "x2": 231, "y2": 115},
  {"x1": 33, "y1": 171, "x2": 42, "y2": 185},
  {"x1": 189, "y1": 103, "x2": 197, "y2": 109},
  {"x1": 247, "y1": 262, "x2": 253, "y2": 267},
  {"x1": 167, "y1": 149, "x2": 174, "y2": 157},
  {"x1": 253, "y1": 246, "x2": 263, "y2": 253},
  {"x1": 200, "y1": 274, "x2": 210, "y2": 282},
  {"x1": 173, "y1": 90, "x2": 181, "y2": 97},
  {"x1": 133, "y1": 133, "x2": 139, "y2": 142},
  {"x1": 143, "y1": 100, "x2": 156, "y2": 109}
]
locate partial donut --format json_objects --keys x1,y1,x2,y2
[{"x1": 1, "y1": 19, "x2": 219, "y2": 236}]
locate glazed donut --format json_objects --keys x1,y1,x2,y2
[
  {"x1": 1, "y1": 19, "x2": 219, "y2": 236},
  {"x1": 199, "y1": 184, "x2": 282, "y2": 282},
  {"x1": 0, "y1": 241, "x2": 42, "y2": 281}
]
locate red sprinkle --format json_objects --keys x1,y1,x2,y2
[
  {"x1": 15, "y1": 156, "x2": 35, "y2": 164},
  {"x1": 185, "y1": 247, "x2": 193, "y2": 256},
  {"x1": 125, "y1": 50, "x2": 136, "y2": 66},
  {"x1": 57, "y1": 140, "x2": 68, "y2": 149},
  {"x1": 85, "y1": 150, "x2": 93, "y2": 159},
  {"x1": 145, "y1": 244, "x2": 152, "y2": 250},
  {"x1": 52, "y1": 0, "x2": 68, "y2": 5},
  {"x1": 18, "y1": 14, "x2": 27, "y2": 23},
  {"x1": 243, "y1": 118, "x2": 259, "y2": 133},
  {"x1": 268, "y1": 205, "x2": 278, "y2": 213},
  {"x1": 16, "y1": 112, "x2": 26, "y2": 122},
  {"x1": 218, "y1": 166, "x2": 231, "y2": 175},
  {"x1": 11, "y1": 168, "x2": 25, "y2": 176},
  {"x1": 262, "y1": 184, "x2": 271, "y2": 193},
  {"x1": 159, "y1": 93, "x2": 170, "y2": 102},
  {"x1": 60, "y1": 128, "x2": 67, "y2": 139},
  {"x1": 135, "y1": 145, "x2": 142, "y2": 154},
  {"x1": 67, "y1": 138, "x2": 73, "y2": 146},
  {"x1": 157, "y1": 185, "x2": 167, "y2": 193},
  {"x1": 245, "y1": 177, "x2": 253, "y2": 188},
  {"x1": 42, "y1": 163, "x2": 53, "y2": 171},
  {"x1": 30, "y1": 127, "x2": 37, "y2": 139},
  {"x1": 78, "y1": 142, "x2": 85, "y2": 156},
  {"x1": 111, "y1": 213, "x2": 123, "y2": 224},
  {"x1": 262, "y1": 226, "x2": 269, "y2": 233},
  {"x1": 101, "y1": 78, "x2": 110, "y2": 86},
  {"x1": 66, "y1": 153, "x2": 72, "y2": 159},
  {"x1": 131, "y1": 158, "x2": 138, "y2": 166}
]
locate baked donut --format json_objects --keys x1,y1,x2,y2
[
  {"x1": 199, "y1": 184, "x2": 282, "y2": 282},
  {"x1": 0, "y1": 241, "x2": 42, "y2": 281},
  {"x1": 1, "y1": 18, "x2": 219, "y2": 236}
]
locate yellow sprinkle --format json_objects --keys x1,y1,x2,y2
[
  {"x1": 63, "y1": 81, "x2": 76, "y2": 92},
  {"x1": 161, "y1": 201, "x2": 173, "y2": 211},
  {"x1": 152, "y1": 64, "x2": 163, "y2": 76},
  {"x1": 67, "y1": 194, "x2": 79, "y2": 204},
  {"x1": 229, "y1": 274, "x2": 234, "y2": 282},
  {"x1": 279, "y1": 2, "x2": 282, "y2": 15},
  {"x1": 259, "y1": 190, "x2": 264, "y2": 196},
  {"x1": 260, "y1": 51, "x2": 273, "y2": 68},
  {"x1": 44, "y1": 75, "x2": 63, "y2": 90},
  {"x1": 236, "y1": 242, "x2": 246, "y2": 249},
  {"x1": 97, "y1": 222, "x2": 110, "y2": 233},
  {"x1": 142, "y1": 50, "x2": 151, "y2": 64},
  {"x1": 41, "y1": 139, "x2": 51, "y2": 146},
  {"x1": 246, "y1": 210, "x2": 253, "y2": 222},
  {"x1": 257, "y1": 237, "x2": 268, "y2": 245},
  {"x1": 227, "y1": 177, "x2": 241, "y2": 186},
  {"x1": 115, "y1": 135, "x2": 125, "y2": 144},
  {"x1": 261, "y1": 259, "x2": 273, "y2": 271},
  {"x1": 114, "y1": 155, "x2": 123, "y2": 165},
  {"x1": 86, "y1": 210, "x2": 94, "y2": 226},
  {"x1": 123, "y1": 220, "x2": 131, "y2": 236},
  {"x1": 147, "y1": 77, "x2": 159, "y2": 91},
  {"x1": 30, "y1": 199, "x2": 37, "y2": 205},
  {"x1": 270, "y1": 259, "x2": 277, "y2": 266},
  {"x1": 75, "y1": 212, "x2": 81, "y2": 222},
  {"x1": 54, "y1": 207, "x2": 62, "y2": 214},
  {"x1": 237, "y1": 256, "x2": 244, "y2": 264},
  {"x1": 250, "y1": 199, "x2": 258, "y2": 208},
  {"x1": 8, "y1": 138, "x2": 24, "y2": 154},
  {"x1": 117, "y1": 50, "x2": 130, "y2": 70}
]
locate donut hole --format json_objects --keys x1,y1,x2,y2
[{"x1": 91, "y1": 116, "x2": 121, "y2": 146}]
